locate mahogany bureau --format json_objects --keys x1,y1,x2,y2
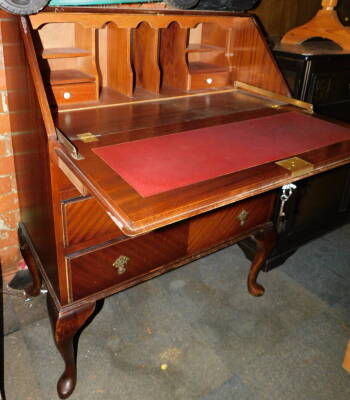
[{"x1": 13, "y1": 7, "x2": 350, "y2": 398}]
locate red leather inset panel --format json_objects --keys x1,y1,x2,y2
[{"x1": 93, "y1": 112, "x2": 350, "y2": 197}]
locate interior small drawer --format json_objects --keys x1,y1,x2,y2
[
  {"x1": 62, "y1": 196, "x2": 122, "y2": 249},
  {"x1": 50, "y1": 82, "x2": 97, "y2": 105},
  {"x1": 68, "y1": 223, "x2": 188, "y2": 301},
  {"x1": 189, "y1": 71, "x2": 230, "y2": 91},
  {"x1": 188, "y1": 192, "x2": 276, "y2": 254}
]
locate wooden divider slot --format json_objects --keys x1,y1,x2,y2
[
  {"x1": 107, "y1": 23, "x2": 134, "y2": 97},
  {"x1": 160, "y1": 22, "x2": 190, "y2": 91},
  {"x1": 133, "y1": 22, "x2": 161, "y2": 94}
]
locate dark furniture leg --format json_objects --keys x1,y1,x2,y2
[
  {"x1": 248, "y1": 227, "x2": 277, "y2": 296},
  {"x1": 47, "y1": 294, "x2": 96, "y2": 399},
  {"x1": 18, "y1": 224, "x2": 42, "y2": 297}
]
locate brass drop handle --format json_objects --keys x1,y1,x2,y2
[
  {"x1": 237, "y1": 209, "x2": 249, "y2": 227},
  {"x1": 113, "y1": 255, "x2": 129, "y2": 275}
]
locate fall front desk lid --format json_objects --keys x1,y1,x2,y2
[{"x1": 92, "y1": 111, "x2": 350, "y2": 197}]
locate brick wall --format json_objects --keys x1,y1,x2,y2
[{"x1": 0, "y1": 11, "x2": 25, "y2": 278}]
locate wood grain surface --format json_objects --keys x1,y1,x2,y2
[
  {"x1": 62, "y1": 195, "x2": 123, "y2": 250},
  {"x1": 54, "y1": 95, "x2": 350, "y2": 237}
]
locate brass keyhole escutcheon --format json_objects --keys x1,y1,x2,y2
[
  {"x1": 113, "y1": 255, "x2": 129, "y2": 275},
  {"x1": 238, "y1": 209, "x2": 249, "y2": 227}
]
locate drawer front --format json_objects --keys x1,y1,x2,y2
[
  {"x1": 190, "y1": 71, "x2": 230, "y2": 91},
  {"x1": 62, "y1": 196, "x2": 122, "y2": 248},
  {"x1": 51, "y1": 82, "x2": 97, "y2": 105},
  {"x1": 69, "y1": 223, "x2": 188, "y2": 301},
  {"x1": 188, "y1": 192, "x2": 275, "y2": 253}
]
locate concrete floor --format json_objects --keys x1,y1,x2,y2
[{"x1": 2, "y1": 224, "x2": 350, "y2": 400}]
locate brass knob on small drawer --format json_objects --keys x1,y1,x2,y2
[
  {"x1": 113, "y1": 255, "x2": 129, "y2": 275},
  {"x1": 237, "y1": 209, "x2": 249, "y2": 227}
]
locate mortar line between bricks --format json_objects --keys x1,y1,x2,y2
[
  {"x1": 0, "y1": 173, "x2": 16, "y2": 177},
  {"x1": 1, "y1": 42, "x2": 21, "y2": 46},
  {"x1": 2, "y1": 42, "x2": 23, "y2": 46},
  {"x1": 9, "y1": 130, "x2": 35, "y2": 136},
  {"x1": 5, "y1": 150, "x2": 36, "y2": 156},
  {"x1": 0, "y1": 209, "x2": 19, "y2": 215},
  {"x1": 0, "y1": 109, "x2": 33, "y2": 115},
  {"x1": 0, "y1": 89, "x2": 29, "y2": 94}
]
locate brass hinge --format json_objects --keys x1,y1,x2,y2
[
  {"x1": 77, "y1": 132, "x2": 99, "y2": 143},
  {"x1": 275, "y1": 157, "x2": 314, "y2": 178},
  {"x1": 56, "y1": 129, "x2": 84, "y2": 161}
]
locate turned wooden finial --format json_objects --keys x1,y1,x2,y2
[
  {"x1": 281, "y1": 0, "x2": 350, "y2": 50},
  {"x1": 321, "y1": 0, "x2": 338, "y2": 10}
]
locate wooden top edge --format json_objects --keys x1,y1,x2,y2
[
  {"x1": 273, "y1": 42, "x2": 350, "y2": 56},
  {"x1": 41, "y1": 6, "x2": 249, "y2": 17}
]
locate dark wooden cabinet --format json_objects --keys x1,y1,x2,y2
[
  {"x1": 239, "y1": 42, "x2": 350, "y2": 271},
  {"x1": 273, "y1": 41, "x2": 350, "y2": 122},
  {"x1": 240, "y1": 164, "x2": 350, "y2": 270},
  {"x1": 272, "y1": 164, "x2": 350, "y2": 267}
]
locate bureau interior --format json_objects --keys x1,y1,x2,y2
[
  {"x1": 32, "y1": 18, "x2": 234, "y2": 108},
  {"x1": 28, "y1": 9, "x2": 289, "y2": 113}
]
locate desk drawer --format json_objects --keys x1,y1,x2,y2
[
  {"x1": 188, "y1": 192, "x2": 275, "y2": 253},
  {"x1": 69, "y1": 223, "x2": 188, "y2": 301},
  {"x1": 51, "y1": 82, "x2": 97, "y2": 105},
  {"x1": 68, "y1": 192, "x2": 275, "y2": 302},
  {"x1": 62, "y1": 196, "x2": 122, "y2": 249},
  {"x1": 189, "y1": 71, "x2": 230, "y2": 91}
]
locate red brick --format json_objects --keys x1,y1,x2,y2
[
  {"x1": 0, "y1": 209, "x2": 19, "y2": 229},
  {"x1": 0, "y1": 113, "x2": 10, "y2": 133},
  {"x1": 0, "y1": 20, "x2": 20, "y2": 44},
  {"x1": 0, "y1": 133, "x2": 12, "y2": 157},
  {"x1": 0, "y1": 92, "x2": 5, "y2": 112},
  {"x1": 0, "y1": 192, "x2": 18, "y2": 213},
  {"x1": 0, "y1": 228, "x2": 17, "y2": 248},
  {"x1": 4, "y1": 135, "x2": 13, "y2": 156},
  {"x1": 1, "y1": 43, "x2": 25, "y2": 69},
  {"x1": 0, "y1": 176, "x2": 12, "y2": 193},
  {"x1": 0, "y1": 91, "x2": 31, "y2": 114},
  {"x1": 0, "y1": 245, "x2": 21, "y2": 270},
  {"x1": 9, "y1": 174, "x2": 16, "y2": 192},
  {"x1": 0, "y1": 67, "x2": 27, "y2": 91},
  {"x1": 0, "y1": 138, "x2": 6, "y2": 156},
  {"x1": 0, "y1": 70, "x2": 5, "y2": 90},
  {"x1": 0, "y1": 155, "x2": 15, "y2": 175}
]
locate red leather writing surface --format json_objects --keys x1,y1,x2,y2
[{"x1": 93, "y1": 112, "x2": 350, "y2": 197}]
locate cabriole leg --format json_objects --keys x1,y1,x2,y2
[
  {"x1": 47, "y1": 293, "x2": 96, "y2": 399},
  {"x1": 18, "y1": 224, "x2": 42, "y2": 297},
  {"x1": 247, "y1": 226, "x2": 277, "y2": 297}
]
